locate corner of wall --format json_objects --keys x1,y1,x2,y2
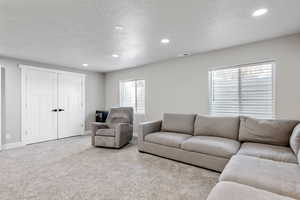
[{"x1": 102, "y1": 72, "x2": 108, "y2": 110}]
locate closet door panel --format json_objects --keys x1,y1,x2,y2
[
  {"x1": 58, "y1": 73, "x2": 84, "y2": 138},
  {"x1": 24, "y1": 69, "x2": 58, "y2": 144}
]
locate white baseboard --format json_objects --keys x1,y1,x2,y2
[
  {"x1": 0, "y1": 133, "x2": 91, "y2": 150},
  {"x1": 1, "y1": 142, "x2": 25, "y2": 150}
]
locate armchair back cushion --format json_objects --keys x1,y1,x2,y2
[
  {"x1": 106, "y1": 107, "x2": 133, "y2": 128},
  {"x1": 194, "y1": 115, "x2": 240, "y2": 140},
  {"x1": 290, "y1": 123, "x2": 300, "y2": 154},
  {"x1": 239, "y1": 117, "x2": 299, "y2": 146},
  {"x1": 162, "y1": 113, "x2": 196, "y2": 135}
]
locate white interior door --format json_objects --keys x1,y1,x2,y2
[
  {"x1": 58, "y1": 73, "x2": 85, "y2": 138},
  {"x1": 0, "y1": 66, "x2": 2, "y2": 150},
  {"x1": 23, "y1": 69, "x2": 58, "y2": 144}
]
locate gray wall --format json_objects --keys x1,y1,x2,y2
[
  {"x1": 105, "y1": 34, "x2": 300, "y2": 121},
  {"x1": 0, "y1": 57, "x2": 105, "y2": 144}
]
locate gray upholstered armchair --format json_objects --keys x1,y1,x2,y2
[{"x1": 91, "y1": 107, "x2": 133, "y2": 148}]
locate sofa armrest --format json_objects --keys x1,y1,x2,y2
[
  {"x1": 115, "y1": 123, "x2": 133, "y2": 147},
  {"x1": 138, "y1": 120, "x2": 162, "y2": 141},
  {"x1": 138, "y1": 120, "x2": 161, "y2": 151}
]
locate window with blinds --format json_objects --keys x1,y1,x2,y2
[
  {"x1": 120, "y1": 79, "x2": 145, "y2": 113},
  {"x1": 209, "y1": 62, "x2": 275, "y2": 119}
]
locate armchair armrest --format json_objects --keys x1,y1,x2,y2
[
  {"x1": 90, "y1": 122, "x2": 109, "y2": 146},
  {"x1": 90, "y1": 122, "x2": 109, "y2": 134},
  {"x1": 90, "y1": 122, "x2": 107, "y2": 127},
  {"x1": 115, "y1": 123, "x2": 133, "y2": 148}
]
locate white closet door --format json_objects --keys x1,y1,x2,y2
[
  {"x1": 58, "y1": 73, "x2": 85, "y2": 138},
  {"x1": 24, "y1": 69, "x2": 58, "y2": 144}
]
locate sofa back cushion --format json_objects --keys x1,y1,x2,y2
[
  {"x1": 239, "y1": 116, "x2": 299, "y2": 146},
  {"x1": 194, "y1": 115, "x2": 240, "y2": 140},
  {"x1": 290, "y1": 123, "x2": 300, "y2": 154},
  {"x1": 162, "y1": 113, "x2": 196, "y2": 135}
]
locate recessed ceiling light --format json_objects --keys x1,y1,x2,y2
[
  {"x1": 252, "y1": 8, "x2": 268, "y2": 17},
  {"x1": 112, "y1": 54, "x2": 119, "y2": 58},
  {"x1": 161, "y1": 38, "x2": 170, "y2": 44},
  {"x1": 115, "y1": 25, "x2": 124, "y2": 31},
  {"x1": 82, "y1": 63, "x2": 88, "y2": 67}
]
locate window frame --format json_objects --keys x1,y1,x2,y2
[
  {"x1": 208, "y1": 61, "x2": 276, "y2": 119},
  {"x1": 119, "y1": 79, "x2": 146, "y2": 114}
]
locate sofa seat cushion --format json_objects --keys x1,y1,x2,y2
[
  {"x1": 207, "y1": 181, "x2": 295, "y2": 200},
  {"x1": 96, "y1": 128, "x2": 115, "y2": 137},
  {"x1": 238, "y1": 143, "x2": 297, "y2": 163},
  {"x1": 181, "y1": 136, "x2": 240, "y2": 158},
  {"x1": 161, "y1": 113, "x2": 196, "y2": 135},
  {"x1": 220, "y1": 155, "x2": 300, "y2": 199},
  {"x1": 194, "y1": 115, "x2": 240, "y2": 140},
  {"x1": 145, "y1": 132, "x2": 191, "y2": 148},
  {"x1": 239, "y1": 117, "x2": 299, "y2": 146},
  {"x1": 238, "y1": 142, "x2": 298, "y2": 163}
]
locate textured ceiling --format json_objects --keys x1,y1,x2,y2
[{"x1": 1, "y1": 0, "x2": 300, "y2": 72}]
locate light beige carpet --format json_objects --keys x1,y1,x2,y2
[{"x1": 0, "y1": 136, "x2": 219, "y2": 200}]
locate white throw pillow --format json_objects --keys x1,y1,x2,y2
[{"x1": 290, "y1": 123, "x2": 300, "y2": 154}]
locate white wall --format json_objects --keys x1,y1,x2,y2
[
  {"x1": 105, "y1": 34, "x2": 300, "y2": 121},
  {"x1": 2, "y1": 34, "x2": 300, "y2": 144},
  {"x1": 0, "y1": 57, "x2": 105, "y2": 145}
]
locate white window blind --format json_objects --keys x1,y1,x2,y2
[
  {"x1": 209, "y1": 62, "x2": 275, "y2": 119},
  {"x1": 120, "y1": 79, "x2": 145, "y2": 113}
]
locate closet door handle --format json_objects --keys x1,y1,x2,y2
[
  {"x1": 58, "y1": 109, "x2": 65, "y2": 112},
  {"x1": 52, "y1": 109, "x2": 58, "y2": 112}
]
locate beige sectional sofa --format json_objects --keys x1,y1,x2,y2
[{"x1": 138, "y1": 113, "x2": 300, "y2": 200}]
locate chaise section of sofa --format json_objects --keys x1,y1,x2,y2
[
  {"x1": 206, "y1": 116, "x2": 300, "y2": 200},
  {"x1": 219, "y1": 155, "x2": 300, "y2": 199},
  {"x1": 211, "y1": 117, "x2": 300, "y2": 200},
  {"x1": 207, "y1": 181, "x2": 296, "y2": 200}
]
